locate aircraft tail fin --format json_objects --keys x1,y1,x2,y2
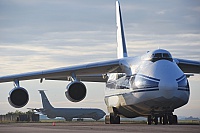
[
  {"x1": 38, "y1": 90, "x2": 54, "y2": 109},
  {"x1": 116, "y1": 1, "x2": 128, "y2": 59}
]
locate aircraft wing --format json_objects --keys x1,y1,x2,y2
[
  {"x1": 0, "y1": 59, "x2": 122, "y2": 83},
  {"x1": 45, "y1": 74, "x2": 108, "y2": 82},
  {"x1": 27, "y1": 108, "x2": 47, "y2": 115},
  {"x1": 174, "y1": 58, "x2": 200, "y2": 74},
  {"x1": 27, "y1": 108, "x2": 44, "y2": 112}
]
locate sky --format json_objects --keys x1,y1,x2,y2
[{"x1": 0, "y1": 0, "x2": 200, "y2": 118}]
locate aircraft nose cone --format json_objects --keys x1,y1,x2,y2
[
  {"x1": 139, "y1": 60, "x2": 184, "y2": 99},
  {"x1": 159, "y1": 78, "x2": 178, "y2": 99},
  {"x1": 160, "y1": 78, "x2": 178, "y2": 91},
  {"x1": 149, "y1": 60, "x2": 180, "y2": 99}
]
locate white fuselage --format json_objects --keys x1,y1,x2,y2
[
  {"x1": 39, "y1": 90, "x2": 106, "y2": 121},
  {"x1": 104, "y1": 49, "x2": 190, "y2": 118},
  {"x1": 44, "y1": 108, "x2": 105, "y2": 121}
]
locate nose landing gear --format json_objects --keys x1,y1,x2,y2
[{"x1": 105, "y1": 113, "x2": 120, "y2": 124}]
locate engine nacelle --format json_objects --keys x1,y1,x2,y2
[
  {"x1": 8, "y1": 87, "x2": 29, "y2": 108},
  {"x1": 65, "y1": 81, "x2": 86, "y2": 102}
]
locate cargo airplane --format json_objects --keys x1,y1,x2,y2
[
  {"x1": 0, "y1": 1, "x2": 199, "y2": 124},
  {"x1": 28, "y1": 90, "x2": 105, "y2": 121}
]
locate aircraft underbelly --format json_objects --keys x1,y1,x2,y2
[{"x1": 105, "y1": 89, "x2": 189, "y2": 117}]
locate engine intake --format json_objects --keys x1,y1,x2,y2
[
  {"x1": 8, "y1": 87, "x2": 29, "y2": 108},
  {"x1": 65, "y1": 81, "x2": 86, "y2": 102}
]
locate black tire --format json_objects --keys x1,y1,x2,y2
[
  {"x1": 105, "y1": 115, "x2": 110, "y2": 124},
  {"x1": 163, "y1": 115, "x2": 168, "y2": 125},
  {"x1": 168, "y1": 115, "x2": 173, "y2": 125},
  {"x1": 159, "y1": 116, "x2": 163, "y2": 124},
  {"x1": 154, "y1": 116, "x2": 158, "y2": 125},
  {"x1": 147, "y1": 115, "x2": 152, "y2": 125},
  {"x1": 115, "y1": 115, "x2": 120, "y2": 124},
  {"x1": 110, "y1": 114, "x2": 120, "y2": 124},
  {"x1": 172, "y1": 115, "x2": 178, "y2": 124}
]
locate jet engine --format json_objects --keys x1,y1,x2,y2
[
  {"x1": 65, "y1": 81, "x2": 86, "y2": 102},
  {"x1": 8, "y1": 87, "x2": 29, "y2": 108}
]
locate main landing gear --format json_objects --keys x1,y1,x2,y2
[
  {"x1": 105, "y1": 113, "x2": 178, "y2": 125},
  {"x1": 105, "y1": 113, "x2": 120, "y2": 124},
  {"x1": 147, "y1": 114, "x2": 178, "y2": 125}
]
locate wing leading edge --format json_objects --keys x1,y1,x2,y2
[
  {"x1": 174, "y1": 58, "x2": 200, "y2": 74},
  {"x1": 0, "y1": 59, "x2": 122, "y2": 83}
]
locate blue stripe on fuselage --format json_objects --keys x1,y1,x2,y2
[{"x1": 136, "y1": 74, "x2": 160, "y2": 82}]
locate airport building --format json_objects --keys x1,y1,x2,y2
[{"x1": 0, "y1": 114, "x2": 39, "y2": 122}]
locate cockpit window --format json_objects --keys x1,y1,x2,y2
[
  {"x1": 154, "y1": 53, "x2": 162, "y2": 58},
  {"x1": 150, "y1": 53, "x2": 172, "y2": 62},
  {"x1": 163, "y1": 53, "x2": 170, "y2": 58}
]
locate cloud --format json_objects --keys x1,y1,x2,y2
[
  {"x1": 156, "y1": 10, "x2": 167, "y2": 15},
  {"x1": 0, "y1": 0, "x2": 199, "y2": 116}
]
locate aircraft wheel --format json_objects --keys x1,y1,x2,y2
[
  {"x1": 172, "y1": 115, "x2": 178, "y2": 124},
  {"x1": 110, "y1": 113, "x2": 120, "y2": 124},
  {"x1": 154, "y1": 116, "x2": 158, "y2": 125},
  {"x1": 159, "y1": 116, "x2": 163, "y2": 124},
  {"x1": 147, "y1": 115, "x2": 152, "y2": 125},
  {"x1": 168, "y1": 115, "x2": 173, "y2": 125},
  {"x1": 163, "y1": 115, "x2": 168, "y2": 125},
  {"x1": 105, "y1": 115, "x2": 110, "y2": 124},
  {"x1": 115, "y1": 115, "x2": 120, "y2": 124},
  {"x1": 105, "y1": 114, "x2": 120, "y2": 124}
]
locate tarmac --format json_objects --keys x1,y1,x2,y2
[{"x1": 0, "y1": 122, "x2": 200, "y2": 133}]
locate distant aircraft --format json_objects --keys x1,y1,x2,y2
[
  {"x1": 29, "y1": 90, "x2": 106, "y2": 121},
  {"x1": 0, "y1": 1, "x2": 199, "y2": 125}
]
